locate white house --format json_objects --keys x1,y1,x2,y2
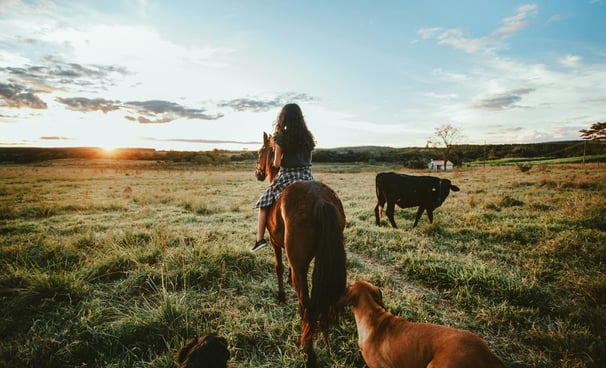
[{"x1": 428, "y1": 159, "x2": 454, "y2": 170}]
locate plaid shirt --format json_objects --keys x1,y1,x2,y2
[{"x1": 254, "y1": 166, "x2": 313, "y2": 208}]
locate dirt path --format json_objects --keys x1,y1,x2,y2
[{"x1": 345, "y1": 249, "x2": 462, "y2": 322}]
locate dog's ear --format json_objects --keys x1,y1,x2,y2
[{"x1": 369, "y1": 284, "x2": 389, "y2": 310}]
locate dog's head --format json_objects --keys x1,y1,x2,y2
[
  {"x1": 338, "y1": 280, "x2": 386, "y2": 310},
  {"x1": 176, "y1": 334, "x2": 230, "y2": 368}
]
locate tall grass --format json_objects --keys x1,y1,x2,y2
[{"x1": 0, "y1": 161, "x2": 604, "y2": 367}]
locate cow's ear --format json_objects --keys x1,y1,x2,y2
[{"x1": 451, "y1": 185, "x2": 460, "y2": 192}]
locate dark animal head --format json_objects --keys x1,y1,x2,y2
[
  {"x1": 255, "y1": 132, "x2": 278, "y2": 183},
  {"x1": 176, "y1": 334, "x2": 230, "y2": 368},
  {"x1": 433, "y1": 179, "x2": 460, "y2": 207}
]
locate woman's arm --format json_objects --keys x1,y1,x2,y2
[{"x1": 273, "y1": 144, "x2": 283, "y2": 168}]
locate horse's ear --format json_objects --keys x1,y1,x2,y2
[{"x1": 263, "y1": 132, "x2": 269, "y2": 143}]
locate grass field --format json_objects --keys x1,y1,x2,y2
[{"x1": 1, "y1": 159, "x2": 604, "y2": 367}]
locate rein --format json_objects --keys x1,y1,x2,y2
[{"x1": 256, "y1": 141, "x2": 276, "y2": 182}]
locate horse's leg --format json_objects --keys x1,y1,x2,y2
[
  {"x1": 287, "y1": 266, "x2": 293, "y2": 287},
  {"x1": 304, "y1": 346, "x2": 317, "y2": 368},
  {"x1": 292, "y1": 265, "x2": 317, "y2": 368},
  {"x1": 272, "y1": 245, "x2": 286, "y2": 303}
]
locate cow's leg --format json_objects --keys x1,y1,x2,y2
[
  {"x1": 386, "y1": 201, "x2": 398, "y2": 228},
  {"x1": 375, "y1": 192, "x2": 385, "y2": 226},
  {"x1": 427, "y1": 208, "x2": 434, "y2": 224},
  {"x1": 413, "y1": 206, "x2": 425, "y2": 227},
  {"x1": 374, "y1": 202, "x2": 383, "y2": 226}
]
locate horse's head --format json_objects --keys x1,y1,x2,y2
[{"x1": 255, "y1": 132, "x2": 279, "y2": 183}]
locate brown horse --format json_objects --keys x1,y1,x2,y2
[{"x1": 255, "y1": 132, "x2": 347, "y2": 368}]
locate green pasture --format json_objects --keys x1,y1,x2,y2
[{"x1": 0, "y1": 160, "x2": 604, "y2": 367}]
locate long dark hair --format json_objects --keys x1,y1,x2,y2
[{"x1": 273, "y1": 103, "x2": 316, "y2": 152}]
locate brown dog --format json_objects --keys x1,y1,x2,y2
[
  {"x1": 339, "y1": 280, "x2": 506, "y2": 368},
  {"x1": 176, "y1": 334, "x2": 230, "y2": 368}
]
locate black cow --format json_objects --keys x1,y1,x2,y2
[{"x1": 375, "y1": 172, "x2": 460, "y2": 228}]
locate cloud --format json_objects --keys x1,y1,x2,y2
[
  {"x1": 40, "y1": 136, "x2": 73, "y2": 141},
  {"x1": 56, "y1": 97, "x2": 120, "y2": 113},
  {"x1": 417, "y1": 4, "x2": 538, "y2": 53},
  {"x1": 218, "y1": 98, "x2": 283, "y2": 112},
  {"x1": 432, "y1": 68, "x2": 468, "y2": 82},
  {"x1": 546, "y1": 14, "x2": 562, "y2": 24},
  {"x1": 494, "y1": 4, "x2": 538, "y2": 38},
  {"x1": 3, "y1": 58, "x2": 128, "y2": 92},
  {"x1": 559, "y1": 54, "x2": 581, "y2": 68},
  {"x1": 54, "y1": 96, "x2": 224, "y2": 123},
  {"x1": 484, "y1": 125, "x2": 524, "y2": 135},
  {"x1": 218, "y1": 93, "x2": 318, "y2": 112},
  {"x1": 123, "y1": 100, "x2": 224, "y2": 123},
  {"x1": 473, "y1": 88, "x2": 535, "y2": 110},
  {"x1": 0, "y1": 82, "x2": 47, "y2": 109},
  {"x1": 142, "y1": 137, "x2": 260, "y2": 145}
]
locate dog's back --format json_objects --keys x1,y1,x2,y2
[
  {"x1": 396, "y1": 321, "x2": 505, "y2": 368},
  {"x1": 341, "y1": 280, "x2": 505, "y2": 368}
]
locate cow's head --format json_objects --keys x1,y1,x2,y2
[{"x1": 433, "y1": 179, "x2": 460, "y2": 207}]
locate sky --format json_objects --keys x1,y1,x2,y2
[{"x1": 1, "y1": 0, "x2": 605, "y2": 151}]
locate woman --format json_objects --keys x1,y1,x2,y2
[{"x1": 252, "y1": 103, "x2": 316, "y2": 252}]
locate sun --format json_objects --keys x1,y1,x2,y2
[
  {"x1": 98, "y1": 144, "x2": 120, "y2": 157},
  {"x1": 97, "y1": 140, "x2": 123, "y2": 152}
]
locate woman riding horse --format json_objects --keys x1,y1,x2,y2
[
  {"x1": 252, "y1": 103, "x2": 316, "y2": 251},
  {"x1": 253, "y1": 104, "x2": 347, "y2": 368}
]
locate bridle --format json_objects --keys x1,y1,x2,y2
[{"x1": 255, "y1": 143, "x2": 275, "y2": 182}]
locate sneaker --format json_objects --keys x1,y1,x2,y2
[{"x1": 251, "y1": 238, "x2": 268, "y2": 252}]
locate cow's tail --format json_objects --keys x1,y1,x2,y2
[{"x1": 310, "y1": 200, "x2": 347, "y2": 336}]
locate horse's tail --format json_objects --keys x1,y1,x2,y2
[{"x1": 310, "y1": 200, "x2": 347, "y2": 335}]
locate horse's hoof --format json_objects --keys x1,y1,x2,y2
[
  {"x1": 277, "y1": 291, "x2": 286, "y2": 303},
  {"x1": 305, "y1": 351, "x2": 317, "y2": 368}
]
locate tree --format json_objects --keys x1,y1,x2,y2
[
  {"x1": 580, "y1": 122, "x2": 606, "y2": 142},
  {"x1": 428, "y1": 124, "x2": 463, "y2": 169},
  {"x1": 580, "y1": 122, "x2": 605, "y2": 165}
]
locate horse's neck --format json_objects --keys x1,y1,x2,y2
[{"x1": 268, "y1": 166, "x2": 278, "y2": 183}]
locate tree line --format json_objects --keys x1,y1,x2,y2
[
  {"x1": 312, "y1": 140, "x2": 604, "y2": 168},
  {"x1": 1, "y1": 140, "x2": 604, "y2": 167}
]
